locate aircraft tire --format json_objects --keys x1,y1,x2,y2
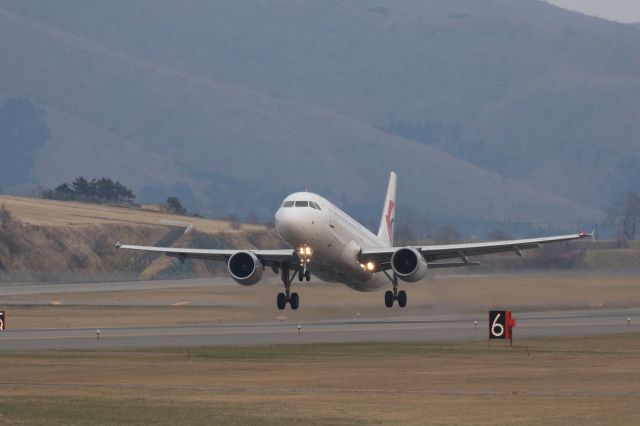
[
  {"x1": 384, "y1": 290, "x2": 394, "y2": 308},
  {"x1": 290, "y1": 292, "x2": 300, "y2": 310},
  {"x1": 277, "y1": 292, "x2": 287, "y2": 310},
  {"x1": 398, "y1": 290, "x2": 407, "y2": 308},
  {"x1": 305, "y1": 270, "x2": 311, "y2": 281},
  {"x1": 298, "y1": 270, "x2": 304, "y2": 281}
]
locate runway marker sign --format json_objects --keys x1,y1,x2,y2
[
  {"x1": 489, "y1": 310, "x2": 516, "y2": 341},
  {"x1": 0, "y1": 311, "x2": 5, "y2": 331}
]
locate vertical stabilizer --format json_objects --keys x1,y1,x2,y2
[{"x1": 377, "y1": 172, "x2": 397, "y2": 247}]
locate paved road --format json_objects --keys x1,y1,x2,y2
[{"x1": 1, "y1": 308, "x2": 637, "y2": 351}]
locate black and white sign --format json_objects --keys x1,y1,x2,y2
[
  {"x1": 0, "y1": 311, "x2": 4, "y2": 331},
  {"x1": 489, "y1": 310, "x2": 506, "y2": 339}
]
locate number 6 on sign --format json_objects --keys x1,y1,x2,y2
[{"x1": 489, "y1": 310, "x2": 506, "y2": 339}]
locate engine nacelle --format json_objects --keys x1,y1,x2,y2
[
  {"x1": 391, "y1": 247, "x2": 428, "y2": 282},
  {"x1": 227, "y1": 251, "x2": 263, "y2": 286}
]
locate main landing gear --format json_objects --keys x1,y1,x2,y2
[
  {"x1": 277, "y1": 263, "x2": 305, "y2": 310},
  {"x1": 383, "y1": 271, "x2": 407, "y2": 308}
]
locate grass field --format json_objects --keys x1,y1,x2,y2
[
  {"x1": 0, "y1": 195, "x2": 264, "y2": 233},
  {"x1": 3, "y1": 273, "x2": 640, "y2": 329},
  {"x1": 0, "y1": 336, "x2": 639, "y2": 425}
]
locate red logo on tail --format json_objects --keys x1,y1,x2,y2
[{"x1": 385, "y1": 200, "x2": 395, "y2": 241}]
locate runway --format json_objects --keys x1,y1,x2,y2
[
  {"x1": 1, "y1": 308, "x2": 637, "y2": 351},
  {"x1": 0, "y1": 277, "x2": 231, "y2": 297}
]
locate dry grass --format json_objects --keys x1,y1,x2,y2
[
  {"x1": 0, "y1": 195, "x2": 264, "y2": 233},
  {"x1": 2, "y1": 273, "x2": 640, "y2": 329},
  {"x1": 0, "y1": 336, "x2": 639, "y2": 425},
  {"x1": 0, "y1": 195, "x2": 279, "y2": 274}
]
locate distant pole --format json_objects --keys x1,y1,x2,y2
[
  {"x1": 474, "y1": 320, "x2": 478, "y2": 330},
  {"x1": 96, "y1": 329, "x2": 101, "y2": 340},
  {"x1": 628, "y1": 317, "x2": 631, "y2": 327},
  {"x1": 297, "y1": 324, "x2": 301, "y2": 335}
]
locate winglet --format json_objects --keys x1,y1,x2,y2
[{"x1": 578, "y1": 230, "x2": 596, "y2": 241}]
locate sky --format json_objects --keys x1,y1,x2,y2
[{"x1": 545, "y1": 0, "x2": 640, "y2": 23}]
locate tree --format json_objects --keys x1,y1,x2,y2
[
  {"x1": 226, "y1": 214, "x2": 242, "y2": 230},
  {"x1": 435, "y1": 224, "x2": 462, "y2": 244},
  {"x1": 71, "y1": 177, "x2": 91, "y2": 199},
  {"x1": 488, "y1": 229, "x2": 512, "y2": 241},
  {"x1": 607, "y1": 192, "x2": 640, "y2": 240},
  {"x1": 40, "y1": 177, "x2": 135, "y2": 204},
  {"x1": 245, "y1": 212, "x2": 260, "y2": 225},
  {"x1": 166, "y1": 196, "x2": 187, "y2": 215},
  {"x1": 394, "y1": 222, "x2": 415, "y2": 245}
]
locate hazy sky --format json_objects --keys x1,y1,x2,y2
[{"x1": 545, "y1": 0, "x2": 640, "y2": 23}]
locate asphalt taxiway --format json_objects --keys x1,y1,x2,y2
[{"x1": 1, "y1": 308, "x2": 637, "y2": 351}]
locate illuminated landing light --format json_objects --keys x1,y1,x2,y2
[
  {"x1": 361, "y1": 262, "x2": 376, "y2": 272},
  {"x1": 298, "y1": 244, "x2": 313, "y2": 265}
]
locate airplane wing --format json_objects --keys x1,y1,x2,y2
[
  {"x1": 115, "y1": 243, "x2": 298, "y2": 267},
  {"x1": 359, "y1": 232, "x2": 591, "y2": 270}
]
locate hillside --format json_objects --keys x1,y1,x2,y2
[
  {"x1": 0, "y1": 196, "x2": 279, "y2": 275},
  {"x1": 0, "y1": 196, "x2": 637, "y2": 276},
  {"x1": 1, "y1": 0, "x2": 639, "y2": 230}
]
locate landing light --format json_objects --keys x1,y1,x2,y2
[
  {"x1": 298, "y1": 244, "x2": 313, "y2": 265},
  {"x1": 298, "y1": 246, "x2": 313, "y2": 256},
  {"x1": 361, "y1": 262, "x2": 376, "y2": 271}
]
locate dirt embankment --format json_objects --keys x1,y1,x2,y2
[{"x1": 0, "y1": 196, "x2": 280, "y2": 275}]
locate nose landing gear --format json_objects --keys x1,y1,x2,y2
[
  {"x1": 277, "y1": 263, "x2": 308, "y2": 310},
  {"x1": 298, "y1": 268, "x2": 311, "y2": 282}
]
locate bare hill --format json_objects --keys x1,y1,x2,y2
[
  {"x1": 0, "y1": 196, "x2": 277, "y2": 274},
  {"x1": 3, "y1": 0, "x2": 639, "y2": 228}
]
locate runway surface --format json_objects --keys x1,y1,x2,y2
[
  {"x1": 0, "y1": 278, "x2": 230, "y2": 297},
  {"x1": 1, "y1": 308, "x2": 637, "y2": 351}
]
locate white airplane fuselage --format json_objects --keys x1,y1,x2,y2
[{"x1": 275, "y1": 192, "x2": 391, "y2": 292}]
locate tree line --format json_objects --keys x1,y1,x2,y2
[
  {"x1": 607, "y1": 191, "x2": 640, "y2": 241},
  {"x1": 41, "y1": 177, "x2": 135, "y2": 204}
]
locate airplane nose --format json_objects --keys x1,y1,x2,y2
[{"x1": 275, "y1": 207, "x2": 314, "y2": 244}]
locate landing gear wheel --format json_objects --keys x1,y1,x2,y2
[
  {"x1": 398, "y1": 290, "x2": 407, "y2": 308},
  {"x1": 290, "y1": 292, "x2": 300, "y2": 310},
  {"x1": 384, "y1": 290, "x2": 394, "y2": 308},
  {"x1": 298, "y1": 270, "x2": 304, "y2": 281},
  {"x1": 305, "y1": 270, "x2": 311, "y2": 281},
  {"x1": 277, "y1": 292, "x2": 287, "y2": 310}
]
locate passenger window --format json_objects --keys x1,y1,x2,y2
[
  {"x1": 295, "y1": 201, "x2": 309, "y2": 207},
  {"x1": 283, "y1": 201, "x2": 294, "y2": 207}
]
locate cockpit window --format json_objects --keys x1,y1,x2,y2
[
  {"x1": 295, "y1": 201, "x2": 309, "y2": 207},
  {"x1": 309, "y1": 202, "x2": 318, "y2": 210},
  {"x1": 283, "y1": 201, "x2": 294, "y2": 207},
  {"x1": 313, "y1": 202, "x2": 322, "y2": 210}
]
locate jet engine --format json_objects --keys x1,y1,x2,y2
[
  {"x1": 391, "y1": 247, "x2": 428, "y2": 282},
  {"x1": 227, "y1": 251, "x2": 263, "y2": 286}
]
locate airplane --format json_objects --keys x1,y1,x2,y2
[{"x1": 116, "y1": 172, "x2": 591, "y2": 310}]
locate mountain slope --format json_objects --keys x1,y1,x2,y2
[{"x1": 3, "y1": 0, "x2": 635, "y2": 229}]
